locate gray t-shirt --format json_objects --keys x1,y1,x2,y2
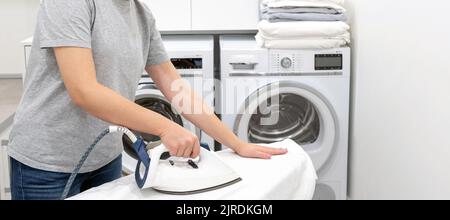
[{"x1": 8, "y1": 0, "x2": 169, "y2": 173}]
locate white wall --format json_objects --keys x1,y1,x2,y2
[
  {"x1": 346, "y1": 0, "x2": 450, "y2": 199},
  {"x1": 0, "y1": 0, "x2": 40, "y2": 77}
]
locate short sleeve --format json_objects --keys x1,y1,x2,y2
[
  {"x1": 38, "y1": 0, "x2": 94, "y2": 49},
  {"x1": 146, "y1": 13, "x2": 170, "y2": 66}
]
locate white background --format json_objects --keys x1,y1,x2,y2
[
  {"x1": 346, "y1": 0, "x2": 450, "y2": 199},
  {"x1": 0, "y1": 0, "x2": 40, "y2": 77}
]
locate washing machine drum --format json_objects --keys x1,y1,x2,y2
[
  {"x1": 122, "y1": 97, "x2": 183, "y2": 160},
  {"x1": 234, "y1": 82, "x2": 338, "y2": 171},
  {"x1": 247, "y1": 94, "x2": 320, "y2": 145}
]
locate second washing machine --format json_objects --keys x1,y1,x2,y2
[{"x1": 219, "y1": 35, "x2": 350, "y2": 200}]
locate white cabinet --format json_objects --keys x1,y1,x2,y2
[
  {"x1": 191, "y1": 0, "x2": 260, "y2": 31},
  {"x1": 142, "y1": 0, "x2": 192, "y2": 31},
  {"x1": 142, "y1": 0, "x2": 259, "y2": 32},
  {"x1": 0, "y1": 118, "x2": 12, "y2": 200},
  {"x1": 21, "y1": 37, "x2": 33, "y2": 84},
  {"x1": 0, "y1": 141, "x2": 11, "y2": 200}
]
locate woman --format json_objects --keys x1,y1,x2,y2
[{"x1": 7, "y1": 0, "x2": 287, "y2": 200}]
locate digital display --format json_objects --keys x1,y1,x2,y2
[
  {"x1": 171, "y1": 58, "x2": 203, "y2": 69},
  {"x1": 315, "y1": 54, "x2": 343, "y2": 70}
]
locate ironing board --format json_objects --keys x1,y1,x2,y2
[{"x1": 70, "y1": 139, "x2": 318, "y2": 200}]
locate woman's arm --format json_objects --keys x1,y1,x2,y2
[
  {"x1": 55, "y1": 47, "x2": 201, "y2": 158},
  {"x1": 147, "y1": 62, "x2": 287, "y2": 159}
]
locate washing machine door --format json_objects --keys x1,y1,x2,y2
[
  {"x1": 234, "y1": 81, "x2": 338, "y2": 171},
  {"x1": 122, "y1": 83, "x2": 184, "y2": 174}
]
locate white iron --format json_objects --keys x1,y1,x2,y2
[
  {"x1": 140, "y1": 144, "x2": 242, "y2": 195},
  {"x1": 62, "y1": 126, "x2": 241, "y2": 199}
]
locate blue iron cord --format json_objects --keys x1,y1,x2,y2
[{"x1": 60, "y1": 128, "x2": 110, "y2": 200}]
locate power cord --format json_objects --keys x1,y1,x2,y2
[{"x1": 60, "y1": 126, "x2": 138, "y2": 200}]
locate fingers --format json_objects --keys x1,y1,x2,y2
[
  {"x1": 174, "y1": 139, "x2": 191, "y2": 157},
  {"x1": 239, "y1": 148, "x2": 271, "y2": 160},
  {"x1": 256, "y1": 145, "x2": 288, "y2": 155},
  {"x1": 251, "y1": 150, "x2": 272, "y2": 159},
  {"x1": 166, "y1": 141, "x2": 179, "y2": 156},
  {"x1": 178, "y1": 136, "x2": 199, "y2": 158},
  {"x1": 236, "y1": 144, "x2": 289, "y2": 160},
  {"x1": 182, "y1": 137, "x2": 196, "y2": 158},
  {"x1": 175, "y1": 144, "x2": 185, "y2": 157},
  {"x1": 182, "y1": 145, "x2": 192, "y2": 158}
]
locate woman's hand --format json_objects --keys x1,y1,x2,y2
[
  {"x1": 159, "y1": 122, "x2": 201, "y2": 158},
  {"x1": 233, "y1": 141, "x2": 288, "y2": 159}
]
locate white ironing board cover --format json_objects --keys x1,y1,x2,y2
[{"x1": 70, "y1": 139, "x2": 318, "y2": 200}]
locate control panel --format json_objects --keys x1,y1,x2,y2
[
  {"x1": 171, "y1": 58, "x2": 203, "y2": 70},
  {"x1": 270, "y1": 53, "x2": 299, "y2": 73},
  {"x1": 269, "y1": 49, "x2": 345, "y2": 74},
  {"x1": 170, "y1": 57, "x2": 205, "y2": 77},
  {"x1": 314, "y1": 54, "x2": 343, "y2": 71}
]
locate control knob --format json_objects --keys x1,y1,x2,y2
[{"x1": 280, "y1": 57, "x2": 293, "y2": 69}]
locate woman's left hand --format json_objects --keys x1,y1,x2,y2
[{"x1": 233, "y1": 141, "x2": 288, "y2": 159}]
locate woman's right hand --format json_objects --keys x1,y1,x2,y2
[{"x1": 159, "y1": 122, "x2": 201, "y2": 158}]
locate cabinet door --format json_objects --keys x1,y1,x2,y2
[
  {"x1": 23, "y1": 45, "x2": 32, "y2": 84},
  {"x1": 191, "y1": 0, "x2": 260, "y2": 31},
  {"x1": 0, "y1": 135, "x2": 11, "y2": 200},
  {"x1": 141, "y1": 0, "x2": 191, "y2": 31},
  {"x1": 0, "y1": 144, "x2": 11, "y2": 200}
]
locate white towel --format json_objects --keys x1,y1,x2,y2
[
  {"x1": 256, "y1": 33, "x2": 349, "y2": 49},
  {"x1": 262, "y1": 0, "x2": 345, "y2": 6},
  {"x1": 258, "y1": 20, "x2": 350, "y2": 38},
  {"x1": 258, "y1": 30, "x2": 350, "y2": 40},
  {"x1": 265, "y1": 0, "x2": 346, "y2": 14}
]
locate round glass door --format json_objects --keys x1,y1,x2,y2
[
  {"x1": 234, "y1": 82, "x2": 338, "y2": 171},
  {"x1": 248, "y1": 93, "x2": 320, "y2": 145},
  {"x1": 122, "y1": 94, "x2": 183, "y2": 160}
]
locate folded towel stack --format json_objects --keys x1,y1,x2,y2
[
  {"x1": 256, "y1": 0, "x2": 351, "y2": 49},
  {"x1": 261, "y1": 0, "x2": 347, "y2": 22}
]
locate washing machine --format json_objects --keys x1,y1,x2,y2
[
  {"x1": 122, "y1": 35, "x2": 215, "y2": 175},
  {"x1": 219, "y1": 35, "x2": 350, "y2": 200}
]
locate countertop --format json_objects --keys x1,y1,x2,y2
[{"x1": 22, "y1": 37, "x2": 33, "y2": 46}]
